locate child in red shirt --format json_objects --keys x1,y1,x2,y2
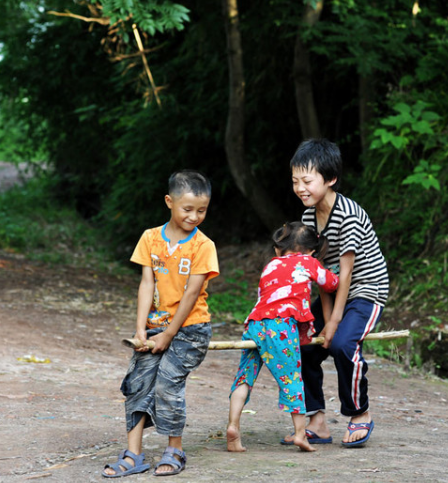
[{"x1": 227, "y1": 222, "x2": 338, "y2": 453}]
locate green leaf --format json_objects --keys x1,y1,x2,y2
[
  {"x1": 430, "y1": 164, "x2": 442, "y2": 173},
  {"x1": 390, "y1": 135, "x2": 407, "y2": 149},
  {"x1": 402, "y1": 174, "x2": 421, "y2": 185},
  {"x1": 421, "y1": 111, "x2": 441, "y2": 122},
  {"x1": 369, "y1": 139, "x2": 382, "y2": 149},
  {"x1": 380, "y1": 131, "x2": 394, "y2": 144},
  {"x1": 411, "y1": 120, "x2": 434, "y2": 135},
  {"x1": 393, "y1": 102, "x2": 411, "y2": 115},
  {"x1": 412, "y1": 100, "x2": 430, "y2": 118},
  {"x1": 427, "y1": 176, "x2": 441, "y2": 190}
]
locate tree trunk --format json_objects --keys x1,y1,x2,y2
[
  {"x1": 293, "y1": 1, "x2": 324, "y2": 139},
  {"x1": 222, "y1": 0, "x2": 287, "y2": 231}
]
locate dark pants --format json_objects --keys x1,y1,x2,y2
[{"x1": 301, "y1": 298, "x2": 383, "y2": 417}]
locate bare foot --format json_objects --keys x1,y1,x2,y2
[
  {"x1": 293, "y1": 433, "x2": 316, "y2": 452},
  {"x1": 282, "y1": 432, "x2": 295, "y2": 444},
  {"x1": 306, "y1": 412, "x2": 331, "y2": 440},
  {"x1": 227, "y1": 424, "x2": 246, "y2": 452},
  {"x1": 283, "y1": 411, "x2": 330, "y2": 444},
  {"x1": 103, "y1": 456, "x2": 135, "y2": 476},
  {"x1": 154, "y1": 450, "x2": 184, "y2": 475},
  {"x1": 154, "y1": 458, "x2": 179, "y2": 476},
  {"x1": 342, "y1": 412, "x2": 372, "y2": 444}
]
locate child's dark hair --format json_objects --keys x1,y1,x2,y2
[
  {"x1": 290, "y1": 138, "x2": 342, "y2": 191},
  {"x1": 168, "y1": 170, "x2": 212, "y2": 198},
  {"x1": 273, "y1": 221, "x2": 328, "y2": 262}
]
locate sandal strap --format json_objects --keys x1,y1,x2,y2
[
  {"x1": 155, "y1": 454, "x2": 181, "y2": 471},
  {"x1": 122, "y1": 449, "x2": 145, "y2": 464},
  {"x1": 164, "y1": 446, "x2": 186, "y2": 463},
  {"x1": 106, "y1": 459, "x2": 133, "y2": 473},
  {"x1": 154, "y1": 447, "x2": 186, "y2": 471},
  {"x1": 347, "y1": 422, "x2": 372, "y2": 434},
  {"x1": 106, "y1": 449, "x2": 145, "y2": 472}
]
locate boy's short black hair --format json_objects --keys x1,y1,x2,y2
[
  {"x1": 168, "y1": 170, "x2": 212, "y2": 198},
  {"x1": 290, "y1": 138, "x2": 342, "y2": 191}
]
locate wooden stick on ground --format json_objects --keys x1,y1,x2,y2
[{"x1": 122, "y1": 329, "x2": 410, "y2": 350}]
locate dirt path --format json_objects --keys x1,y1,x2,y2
[
  {"x1": 1, "y1": 252, "x2": 448, "y2": 483},
  {"x1": 0, "y1": 162, "x2": 34, "y2": 192}
]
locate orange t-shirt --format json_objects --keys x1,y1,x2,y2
[{"x1": 130, "y1": 224, "x2": 219, "y2": 328}]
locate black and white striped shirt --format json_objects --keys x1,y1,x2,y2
[{"x1": 302, "y1": 193, "x2": 389, "y2": 306}]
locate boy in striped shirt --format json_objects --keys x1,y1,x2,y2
[{"x1": 283, "y1": 138, "x2": 389, "y2": 448}]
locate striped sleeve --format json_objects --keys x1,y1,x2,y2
[{"x1": 302, "y1": 194, "x2": 389, "y2": 306}]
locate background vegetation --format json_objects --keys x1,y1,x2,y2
[{"x1": 0, "y1": 0, "x2": 447, "y2": 370}]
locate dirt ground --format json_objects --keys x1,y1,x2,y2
[
  {"x1": 1, "y1": 249, "x2": 448, "y2": 483},
  {"x1": 0, "y1": 162, "x2": 34, "y2": 191}
]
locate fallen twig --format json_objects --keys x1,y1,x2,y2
[
  {"x1": 45, "y1": 453, "x2": 92, "y2": 470},
  {"x1": 25, "y1": 474, "x2": 52, "y2": 480}
]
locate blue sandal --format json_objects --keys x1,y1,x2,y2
[
  {"x1": 102, "y1": 449, "x2": 150, "y2": 478},
  {"x1": 153, "y1": 447, "x2": 187, "y2": 476},
  {"x1": 341, "y1": 420, "x2": 374, "y2": 447}
]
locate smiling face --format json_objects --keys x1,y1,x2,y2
[
  {"x1": 165, "y1": 191, "x2": 210, "y2": 235},
  {"x1": 292, "y1": 166, "x2": 336, "y2": 208}
]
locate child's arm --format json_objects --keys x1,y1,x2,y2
[
  {"x1": 134, "y1": 265, "x2": 155, "y2": 351},
  {"x1": 149, "y1": 273, "x2": 207, "y2": 353},
  {"x1": 313, "y1": 260, "x2": 338, "y2": 324},
  {"x1": 321, "y1": 251, "x2": 355, "y2": 349},
  {"x1": 319, "y1": 289, "x2": 334, "y2": 324}
]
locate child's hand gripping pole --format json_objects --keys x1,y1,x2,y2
[{"x1": 122, "y1": 330, "x2": 410, "y2": 350}]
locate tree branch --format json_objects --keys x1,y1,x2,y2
[{"x1": 47, "y1": 10, "x2": 110, "y2": 26}]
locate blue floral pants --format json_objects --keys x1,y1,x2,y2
[{"x1": 230, "y1": 317, "x2": 306, "y2": 414}]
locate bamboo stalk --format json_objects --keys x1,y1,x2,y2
[
  {"x1": 132, "y1": 23, "x2": 162, "y2": 109},
  {"x1": 122, "y1": 329, "x2": 410, "y2": 350}
]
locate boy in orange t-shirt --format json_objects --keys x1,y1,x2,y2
[{"x1": 102, "y1": 170, "x2": 219, "y2": 478}]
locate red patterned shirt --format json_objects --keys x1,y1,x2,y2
[{"x1": 247, "y1": 253, "x2": 339, "y2": 344}]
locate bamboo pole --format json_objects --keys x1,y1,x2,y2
[
  {"x1": 132, "y1": 23, "x2": 162, "y2": 109},
  {"x1": 122, "y1": 329, "x2": 410, "y2": 350}
]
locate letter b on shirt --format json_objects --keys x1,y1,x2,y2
[{"x1": 178, "y1": 258, "x2": 191, "y2": 275}]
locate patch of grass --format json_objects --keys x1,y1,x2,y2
[
  {"x1": 208, "y1": 270, "x2": 257, "y2": 324},
  {"x1": 0, "y1": 178, "x2": 128, "y2": 274},
  {"x1": 363, "y1": 339, "x2": 402, "y2": 362}
]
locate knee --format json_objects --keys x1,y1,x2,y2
[
  {"x1": 329, "y1": 338, "x2": 347, "y2": 358},
  {"x1": 301, "y1": 345, "x2": 326, "y2": 364}
]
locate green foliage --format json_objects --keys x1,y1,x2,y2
[
  {"x1": 352, "y1": 8, "x2": 448, "y2": 310},
  {"x1": 94, "y1": 0, "x2": 190, "y2": 35},
  {"x1": 402, "y1": 160, "x2": 441, "y2": 191},
  {"x1": 208, "y1": 270, "x2": 257, "y2": 324},
  {"x1": 0, "y1": 2, "x2": 123, "y2": 217},
  {"x1": 361, "y1": 148, "x2": 446, "y2": 306},
  {"x1": 0, "y1": 98, "x2": 47, "y2": 163},
  {"x1": 403, "y1": 316, "x2": 445, "y2": 371},
  {"x1": 0, "y1": 178, "x2": 123, "y2": 271},
  {"x1": 371, "y1": 101, "x2": 440, "y2": 151},
  {"x1": 368, "y1": 100, "x2": 445, "y2": 192},
  {"x1": 363, "y1": 339, "x2": 402, "y2": 362},
  {"x1": 307, "y1": 0, "x2": 420, "y2": 76},
  {"x1": 95, "y1": 1, "x2": 282, "y2": 250},
  {"x1": 397, "y1": 258, "x2": 448, "y2": 311},
  {"x1": 1, "y1": 0, "x2": 448, "y2": 343}
]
